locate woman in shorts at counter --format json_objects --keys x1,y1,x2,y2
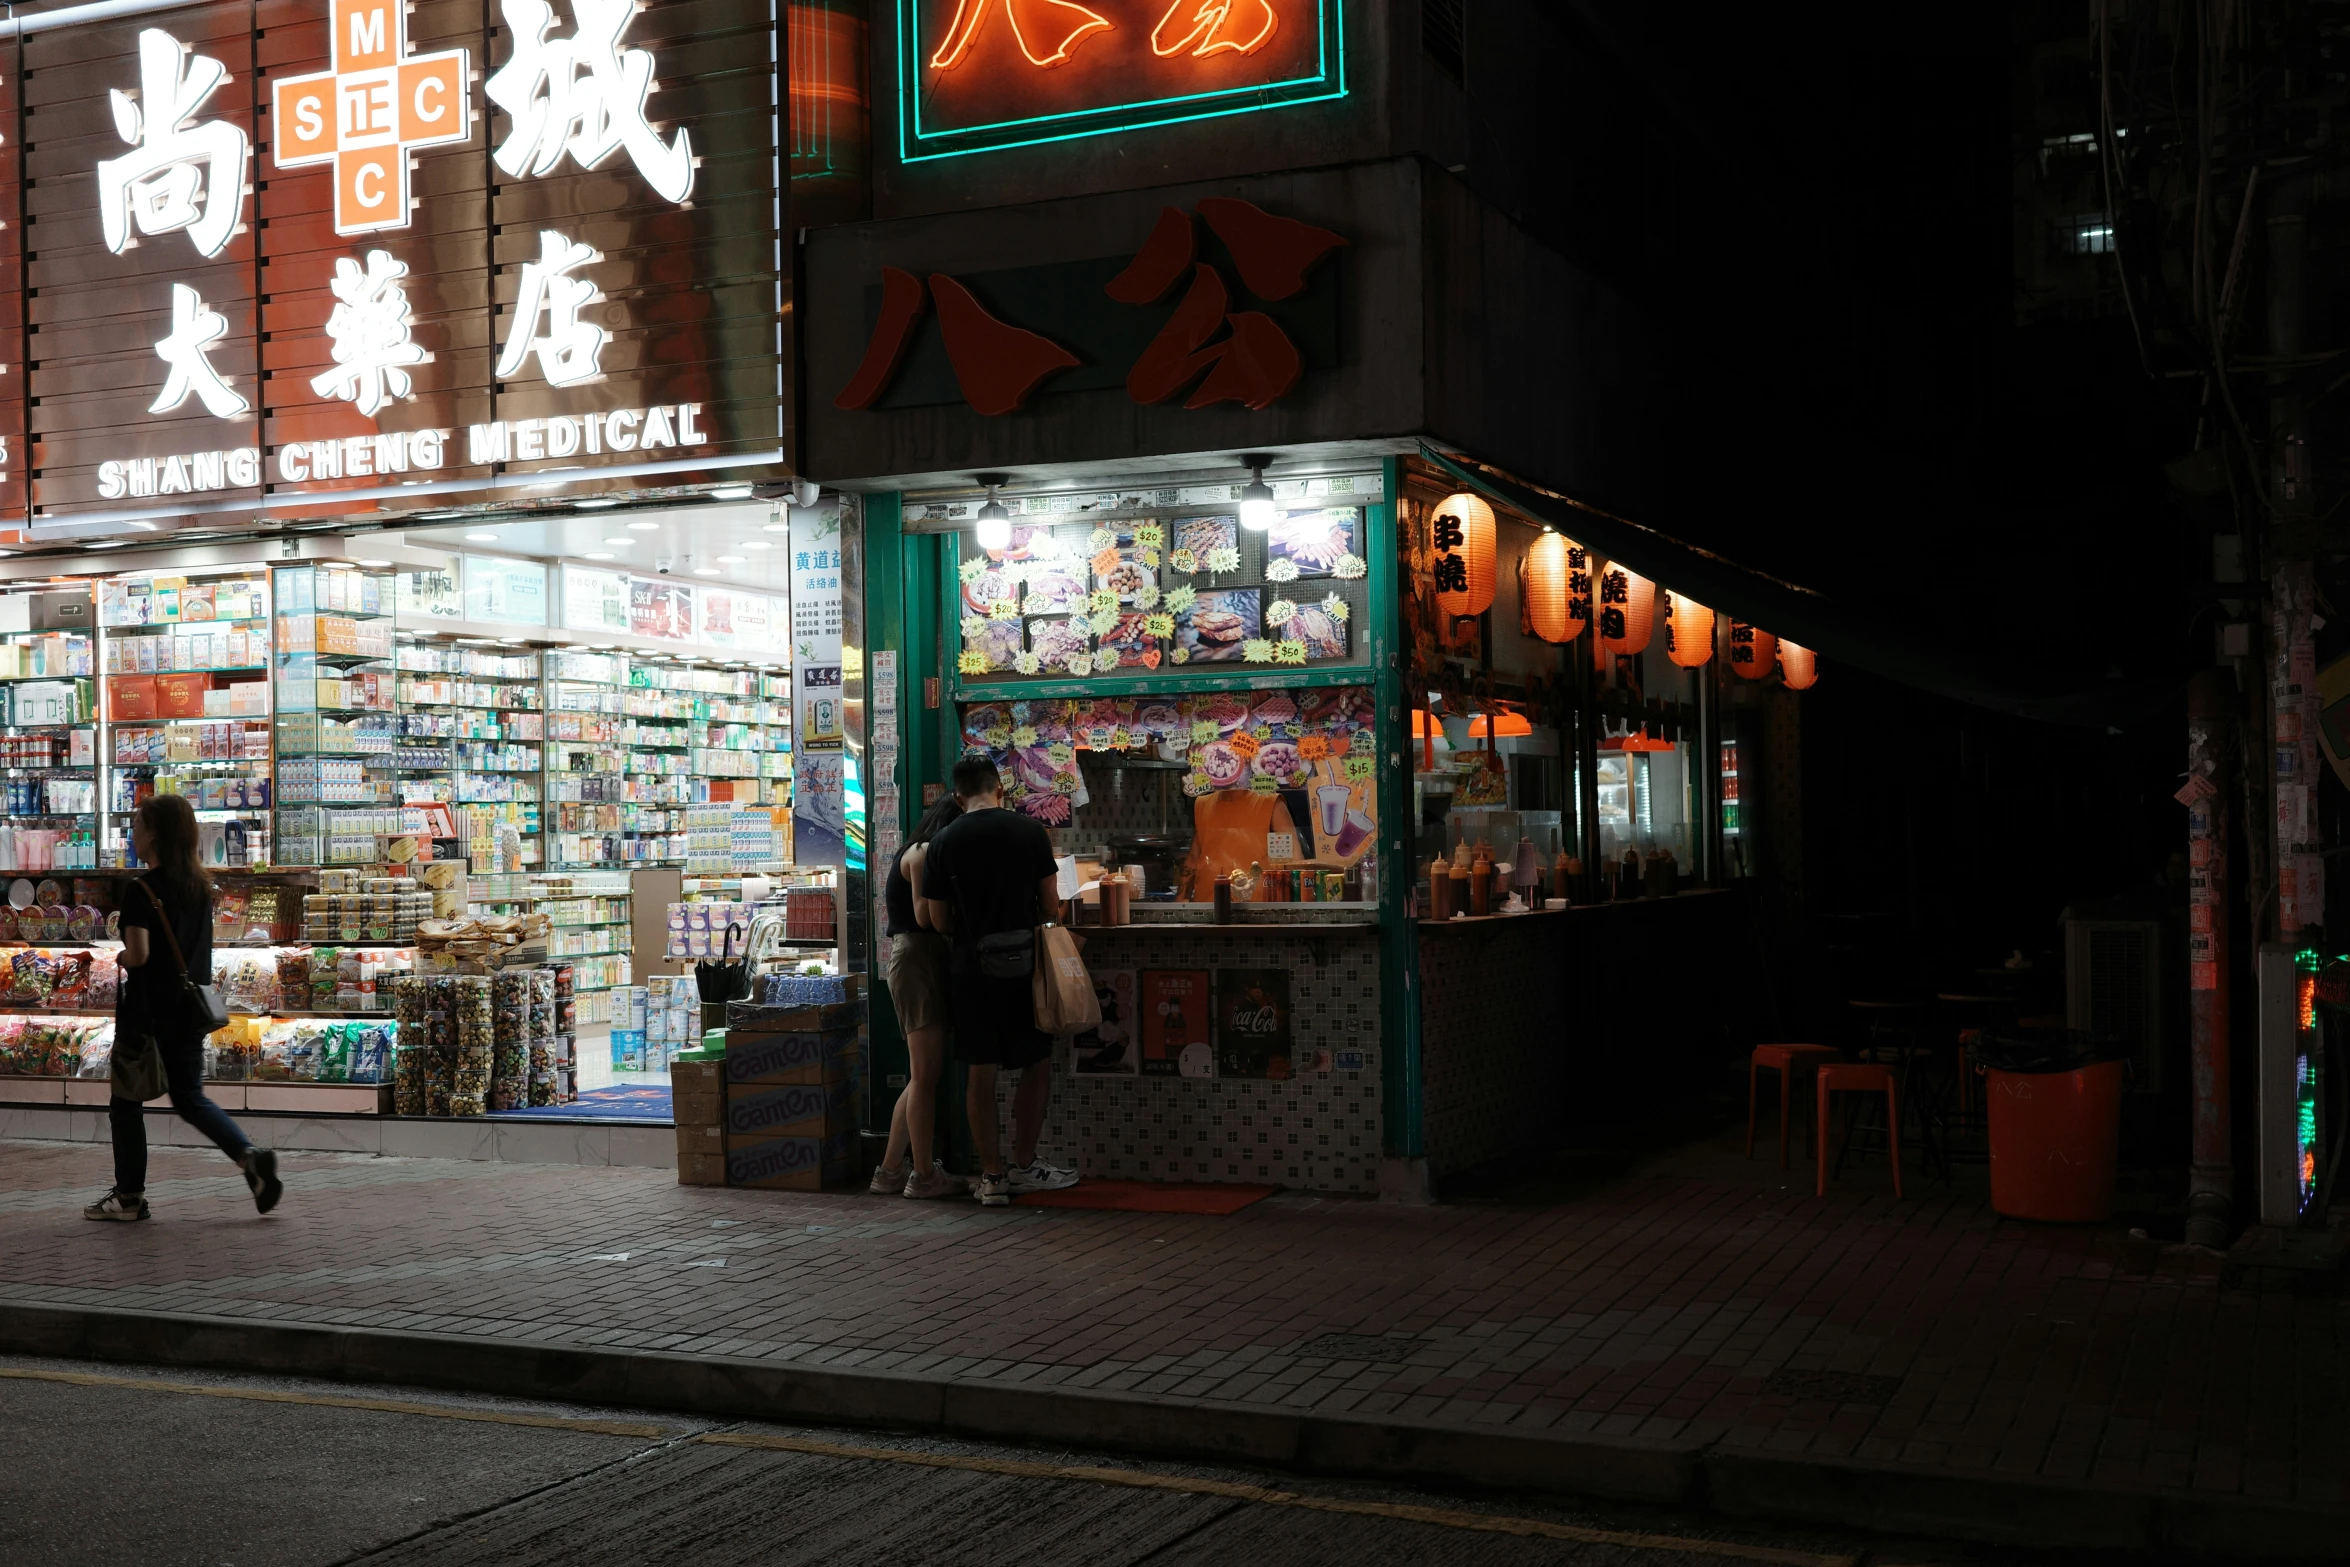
[{"x1": 872, "y1": 796, "x2": 965, "y2": 1199}]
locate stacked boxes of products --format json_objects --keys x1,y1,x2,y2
[
  {"x1": 672, "y1": 1051, "x2": 725, "y2": 1186},
  {"x1": 300, "y1": 875, "x2": 433, "y2": 941},
  {"x1": 664, "y1": 900, "x2": 749, "y2": 959},
  {"x1": 645, "y1": 975, "x2": 696, "y2": 1073},
  {"x1": 720, "y1": 993, "x2": 860, "y2": 1189},
  {"x1": 607, "y1": 983, "x2": 647, "y2": 1071}
]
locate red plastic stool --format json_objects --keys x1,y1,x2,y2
[
  {"x1": 1747, "y1": 1045, "x2": 1842, "y2": 1168},
  {"x1": 1817, "y1": 1061, "x2": 1902, "y2": 1197}
]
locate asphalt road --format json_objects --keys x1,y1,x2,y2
[{"x1": 0, "y1": 1354, "x2": 2052, "y2": 1567}]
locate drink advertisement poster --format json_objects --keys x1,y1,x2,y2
[
  {"x1": 1214, "y1": 968, "x2": 1293, "y2": 1080},
  {"x1": 1139, "y1": 969, "x2": 1211, "y2": 1077},
  {"x1": 1070, "y1": 968, "x2": 1139, "y2": 1077}
]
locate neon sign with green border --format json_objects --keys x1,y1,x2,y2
[{"x1": 896, "y1": 0, "x2": 1346, "y2": 162}]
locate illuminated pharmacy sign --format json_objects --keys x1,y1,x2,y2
[
  {"x1": 7, "y1": 0, "x2": 783, "y2": 535},
  {"x1": 896, "y1": 0, "x2": 1345, "y2": 160}
]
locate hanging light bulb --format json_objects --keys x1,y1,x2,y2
[
  {"x1": 974, "y1": 482, "x2": 1012, "y2": 552},
  {"x1": 1237, "y1": 454, "x2": 1277, "y2": 531}
]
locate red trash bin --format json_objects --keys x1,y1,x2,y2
[{"x1": 1982, "y1": 1058, "x2": 2125, "y2": 1221}]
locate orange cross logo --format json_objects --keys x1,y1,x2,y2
[{"x1": 271, "y1": 0, "x2": 471, "y2": 235}]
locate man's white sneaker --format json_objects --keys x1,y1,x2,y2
[
  {"x1": 83, "y1": 1190, "x2": 148, "y2": 1222},
  {"x1": 1007, "y1": 1160, "x2": 1079, "y2": 1193},
  {"x1": 902, "y1": 1163, "x2": 963, "y2": 1200},
  {"x1": 973, "y1": 1172, "x2": 1012, "y2": 1207},
  {"x1": 868, "y1": 1163, "x2": 909, "y2": 1195}
]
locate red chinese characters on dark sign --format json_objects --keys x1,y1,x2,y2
[{"x1": 834, "y1": 198, "x2": 1345, "y2": 417}]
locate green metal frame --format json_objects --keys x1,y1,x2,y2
[{"x1": 1371, "y1": 457, "x2": 1421, "y2": 1163}]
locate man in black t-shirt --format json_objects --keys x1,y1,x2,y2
[{"x1": 918, "y1": 756, "x2": 1081, "y2": 1206}]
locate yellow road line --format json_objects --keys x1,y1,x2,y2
[
  {"x1": 697, "y1": 1430, "x2": 1859, "y2": 1567},
  {"x1": 0, "y1": 1365, "x2": 671, "y2": 1440}
]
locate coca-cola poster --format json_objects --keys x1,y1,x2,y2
[{"x1": 1214, "y1": 968, "x2": 1293, "y2": 1080}]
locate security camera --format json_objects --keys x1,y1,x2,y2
[
  {"x1": 656, "y1": 558, "x2": 673, "y2": 575},
  {"x1": 791, "y1": 479, "x2": 821, "y2": 508}
]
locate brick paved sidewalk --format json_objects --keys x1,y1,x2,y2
[{"x1": 1, "y1": 1127, "x2": 2342, "y2": 1523}]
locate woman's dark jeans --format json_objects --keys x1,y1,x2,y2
[{"x1": 110, "y1": 1029, "x2": 250, "y2": 1194}]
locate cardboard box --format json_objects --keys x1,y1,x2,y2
[
  {"x1": 676, "y1": 1121, "x2": 725, "y2": 1186},
  {"x1": 724, "y1": 999, "x2": 860, "y2": 1033},
  {"x1": 723, "y1": 1026, "x2": 857, "y2": 1086},
  {"x1": 155, "y1": 671, "x2": 210, "y2": 719},
  {"x1": 671, "y1": 1058, "x2": 725, "y2": 1126},
  {"x1": 725, "y1": 1078, "x2": 852, "y2": 1140},
  {"x1": 725, "y1": 1130, "x2": 856, "y2": 1191}
]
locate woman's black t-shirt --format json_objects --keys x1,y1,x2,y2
[
  {"x1": 117, "y1": 873, "x2": 213, "y2": 1038},
  {"x1": 884, "y1": 846, "x2": 919, "y2": 939}
]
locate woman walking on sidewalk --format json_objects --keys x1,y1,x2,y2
[{"x1": 85, "y1": 795, "x2": 281, "y2": 1222}]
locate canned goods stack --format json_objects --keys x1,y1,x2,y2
[
  {"x1": 490, "y1": 970, "x2": 531, "y2": 1112},
  {"x1": 451, "y1": 975, "x2": 493, "y2": 1115},
  {"x1": 527, "y1": 967, "x2": 558, "y2": 1107},
  {"x1": 424, "y1": 975, "x2": 457, "y2": 1117},
  {"x1": 390, "y1": 974, "x2": 429, "y2": 1117}
]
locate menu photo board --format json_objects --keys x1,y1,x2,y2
[{"x1": 16, "y1": 0, "x2": 786, "y2": 537}]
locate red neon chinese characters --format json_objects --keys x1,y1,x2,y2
[
  {"x1": 1197, "y1": 197, "x2": 1347, "y2": 300},
  {"x1": 927, "y1": 274, "x2": 1080, "y2": 415},
  {"x1": 930, "y1": 0, "x2": 1113, "y2": 69},
  {"x1": 1151, "y1": 0, "x2": 1277, "y2": 57},
  {"x1": 832, "y1": 267, "x2": 927, "y2": 411},
  {"x1": 1104, "y1": 206, "x2": 1198, "y2": 304}
]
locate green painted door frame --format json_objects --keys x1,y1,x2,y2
[{"x1": 1371, "y1": 457, "x2": 1423, "y2": 1163}]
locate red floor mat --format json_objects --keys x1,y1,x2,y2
[{"x1": 1014, "y1": 1179, "x2": 1276, "y2": 1214}]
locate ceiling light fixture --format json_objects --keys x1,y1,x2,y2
[
  {"x1": 574, "y1": 498, "x2": 620, "y2": 509},
  {"x1": 354, "y1": 558, "x2": 392, "y2": 567},
  {"x1": 693, "y1": 566, "x2": 721, "y2": 576},
  {"x1": 466, "y1": 531, "x2": 498, "y2": 542},
  {"x1": 627, "y1": 520, "x2": 660, "y2": 531},
  {"x1": 709, "y1": 484, "x2": 755, "y2": 501},
  {"x1": 974, "y1": 472, "x2": 1012, "y2": 551},
  {"x1": 1236, "y1": 454, "x2": 1277, "y2": 531}
]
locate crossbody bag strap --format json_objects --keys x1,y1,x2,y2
[{"x1": 137, "y1": 879, "x2": 191, "y2": 979}]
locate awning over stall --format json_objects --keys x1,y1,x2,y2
[{"x1": 1419, "y1": 445, "x2": 2168, "y2": 728}]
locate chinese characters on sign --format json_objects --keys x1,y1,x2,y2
[
  {"x1": 835, "y1": 198, "x2": 1343, "y2": 418},
  {"x1": 15, "y1": 0, "x2": 783, "y2": 532},
  {"x1": 792, "y1": 503, "x2": 847, "y2": 864}
]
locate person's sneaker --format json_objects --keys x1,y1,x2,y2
[
  {"x1": 901, "y1": 1162, "x2": 963, "y2": 1200},
  {"x1": 243, "y1": 1148, "x2": 283, "y2": 1216},
  {"x1": 868, "y1": 1163, "x2": 909, "y2": 1195},
  {"x1": 1008, "y1": 1159, "x2": 1079, "y2": 1193},
  {"x1": 83, "y1": 1190, "x2": 148, "y2": 1222},
  {"x1": 973, "y1": 1172, "x2": 1011, "y2": 1207}
]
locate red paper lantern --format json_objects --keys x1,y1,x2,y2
[
  {"x1": 1727, "y1": 621, "x2": 1778, "y2": 680},
  {"x1": 1779, "y1": 638, "x2": 1819, "y2": 690},
  {"x1": 1664, "y1": 592, "x2": 1715, "y2": 669},
  {"x1": 1432, "y1": 493, "x2": 1496, "y2": 618},
  {"x1": 1523, "y1": 531, "x2": 1588, "y2": 644},
  {"x1": 1597, "y1": 564, "x2": 1654, "y2": 656}
]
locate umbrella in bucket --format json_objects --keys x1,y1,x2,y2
[{"x1": 697, "y1": 920, "x2": 750, "y2": 1002}]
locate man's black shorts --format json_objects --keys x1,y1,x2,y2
[{"x1": 951, "y1": 972, "x2": 1052, "y2": 1070}]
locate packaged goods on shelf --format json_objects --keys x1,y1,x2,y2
[
  {"x1": 300, "y1": 881, "x2": 434, "y2": 941},
  {"x1": 452, "y1": 974, "x2": 492, "y2": 1115},
  {"x1": 0, "y1": 1014, "x2": 114, "y2": 1077},
  {"x1": 390, "y1": 974, "x2": 429, "y2": 1114},
  {"x1": 415, "y1": 912, "x2": 552, "y2": 972},
  {"x1": 0, "y1": 947, "x2": 117, "y2": 1010},
  {"x1": 491, "y1": 969, "x2": 530, "y2": 1111},
  {"x1": 665, "y1": 898, "x2": 752, "y2": 957},
  {"x1": 203, "y1": 1015, "x2": 396, "y2": 1084}
]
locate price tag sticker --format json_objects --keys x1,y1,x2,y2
[
  {"x1": 1228, "y1": 732, "x2": 1262, "y2": 761},
  {"x1": 1344, "y1": 755, "x2": 1375, "y2": 782}
]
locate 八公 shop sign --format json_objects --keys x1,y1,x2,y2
[{"x1": 8, "y1": 0, "x2": 783, "y2": 534}]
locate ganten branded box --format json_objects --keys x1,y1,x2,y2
[
  {"x1": 725, "y1": 1130, "x2": 856, "y2": 1191},
  {"x1": 723, "y1": 1025, "x2": 858, "y2": 1086},
  {"x1": 725, "y1": 1078, "x2": 852, "y2": 1141}
]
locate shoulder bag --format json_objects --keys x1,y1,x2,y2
[{"x1": 138, "y1": 880, "x2": 229, "y2": 1034}]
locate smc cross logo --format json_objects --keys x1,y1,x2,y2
[{"x1": 271, "y1": 0, "x2": 472, "y2": 235}]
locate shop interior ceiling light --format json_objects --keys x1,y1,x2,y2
[
  {"x1": 974, "y1": 474, "x2": 1013, "y2": 551},
  {"x1": 693, "y1": 566, "x2": 722, "y2": 576},
  {"x1": 1237, "y1": 455, "x2": 1277, "y2": 531},
  {"x1": 354, "y1": 558, "x2": 393, "y2": 568},
  {"x1": 628, "y1": 520, "x2": 661, "y2": 530},
  {"x1": 575, "y1": 498, "x2": 620, "y2": 509},
  {"x1": 466, "y1": 531, "x2": 498, "y2": 541},
  {"x1": 709, "y1": 485, "x2": 755, "y2": 500}
]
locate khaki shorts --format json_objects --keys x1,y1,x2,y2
[{"x1": 886, "y1": 931, "x2": 951, "y2": 1033}]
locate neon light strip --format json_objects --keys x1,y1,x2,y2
[
  {"x1": 897, "y1": 0, "x2": 1344, "y2": 160},
  {"x1": 28, "y1": 450, "x2": 793, "y2": 537}
]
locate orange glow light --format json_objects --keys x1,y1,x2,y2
[
  {"x1": 931, "y1": 0, "x2": 1113, "y2": 70},
  {"x1": 1597, "y1": 564, "x2": 1655, "y2": 657},
  {"x1": 1664, "y1": 592, "x2": 1715, "y2": 669},
  {"x1": 1466, "y1": 712, "x2": 1533, "y2": 738},
  {"x1": 1153, "y1": 0, "x2": 1278, "y2": 56},
  {"x1": 1779, "y1": 638, "x2": 1819, "y2": 691},
  {"x1": 1523, "y1": 531, "x2": 1587, "y2": 645},
  {"x1": 1432, "y1": 492, "x2": 1497, "y2": 619}
]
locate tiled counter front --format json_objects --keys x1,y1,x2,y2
[{"x1": 1011, "y1": 923, "x2": 1384, "y2": 1194}]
